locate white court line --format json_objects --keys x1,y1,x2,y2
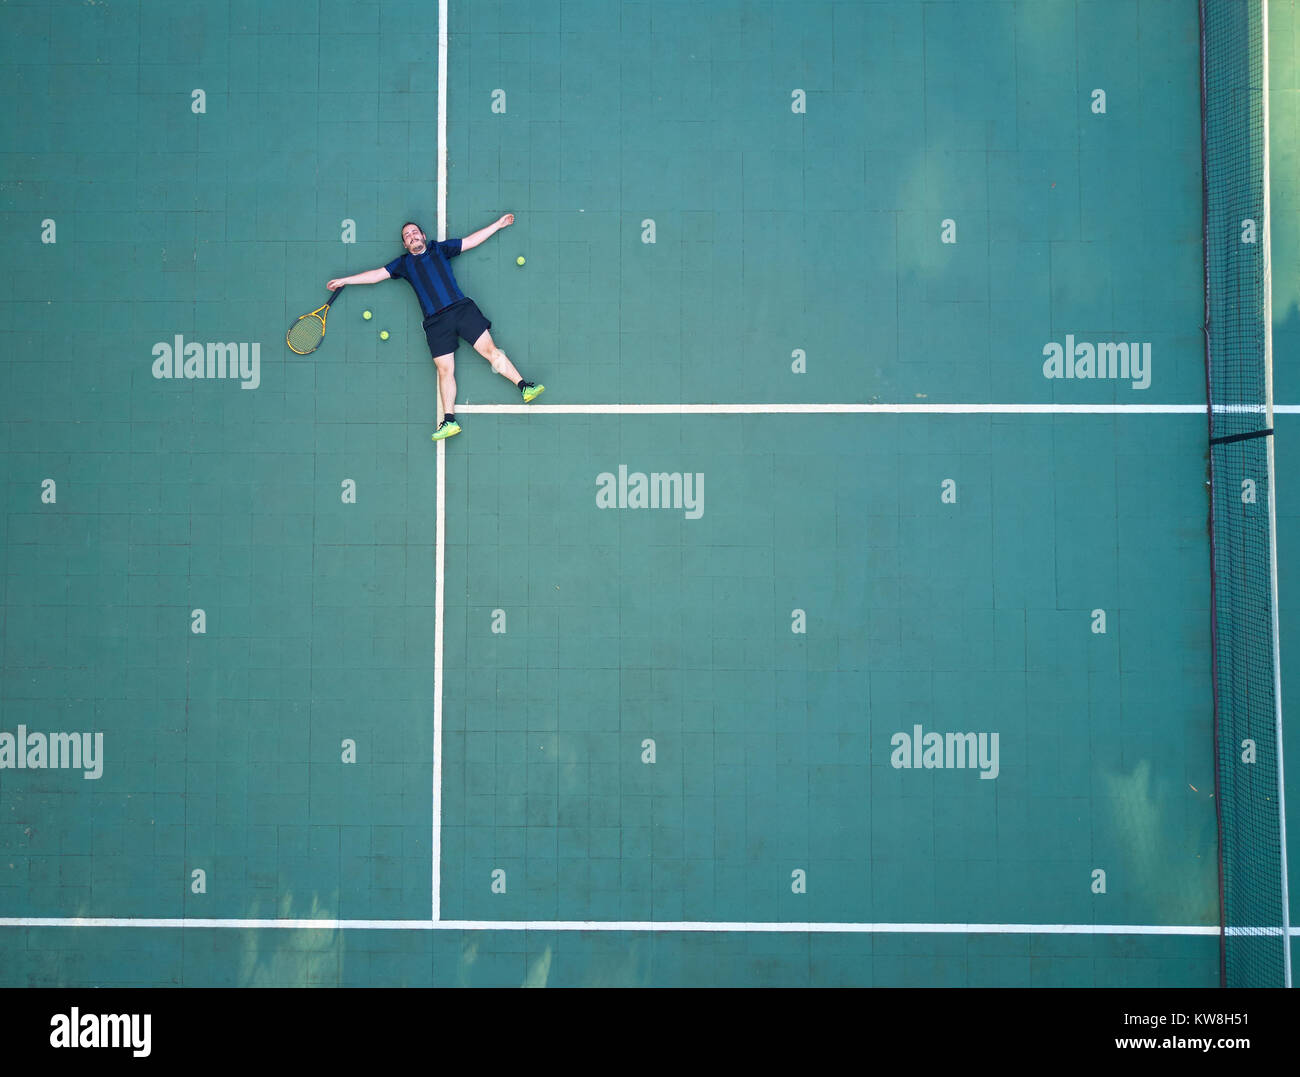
[
  {"x1": 454, "y1": 403, "x2": 1300, "y2": 415},
  {"x1": 1261, "y1": 0, "x2": 1293, "y2": 990},
  {"x1": 0, "y1": 917, "x2": 1256, "y2": 935},
  {"x1": 430, "y1": 0, "x2": 449, "y2": 925}
]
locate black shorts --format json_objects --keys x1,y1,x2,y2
[{"x1": 423, "y1": 298, "x2": 491, "y2": 357}]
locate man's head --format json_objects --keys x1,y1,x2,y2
[{"x1": 400, "y1": 221, "x2": 427, "y2": 255}]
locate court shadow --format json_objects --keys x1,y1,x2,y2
[
  {"x1": 234, "y1": 889, "x2": 345, "y2": 987},
  {"x1": 457, "y1": 936, "x2": 647, "y2": 987},
  {"x1": 1102, "y1": 760, "x2": 1217, "y2": 924}
]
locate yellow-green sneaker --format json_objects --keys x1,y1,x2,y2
[
  {"x1": 432, "y1": 419, "x2": 461, "y2": 441},
  {"x1": 521, "y1": 382, "x2": 545, "y2": 403}
]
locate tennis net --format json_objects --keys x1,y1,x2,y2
[{"x1": 1199, "y1": 0, "x2": 1290, "y2": 989}]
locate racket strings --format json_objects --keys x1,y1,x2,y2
[{"x1": 287, "y1": 315, "x2": 325, "y2": 353}]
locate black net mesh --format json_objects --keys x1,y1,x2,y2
[{"x1": 1200, "y1": 0, "x2": 1287, "y2": 989}]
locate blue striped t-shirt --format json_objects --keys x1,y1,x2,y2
[{"x1": 384, "y1": 239, "x2": 465, "y2": 318}]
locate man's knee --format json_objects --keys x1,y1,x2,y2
[
  {"x1": 433, "y1": 353, "x2": 455, "y2": 374},
  {"x1": 475, "y1": 338, "x2": 505, "y2": 370}
]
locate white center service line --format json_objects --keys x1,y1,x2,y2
[{"x1": 431, "y1": 0, "x2": 449, "y2": 925}]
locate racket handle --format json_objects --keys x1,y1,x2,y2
[{"x1": 326, "y1": 285, "x2": 344, "y2": 305}]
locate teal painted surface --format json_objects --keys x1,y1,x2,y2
[{"x1": 2, "y1": 0, "x2": 1280, "y2": 986}]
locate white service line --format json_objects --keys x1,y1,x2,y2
[{"x1": 453, "y1": 403, "x2": 1300, "y2": 415}]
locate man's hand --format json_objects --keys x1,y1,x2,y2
[
  {"x1": 495, "y1": 213, "x2": 515, "y2": 230},
  {"x1": 327, "y1": 279, "x2": 345, "y2": 291}
]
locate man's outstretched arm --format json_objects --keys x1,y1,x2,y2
[
  {"x1": 460, "y1": 213, "x2": 515, "y2": 252},
  {"x1": 326, "y1": 267, "x2": 390, "y2": 290}
]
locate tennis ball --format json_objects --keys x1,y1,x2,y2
[
  {"x1": 363, "y1": 310, "x2": 372, "y2": 320},
  {"x1": 379, "y1": 330, "x2": 389, "y2": 340},
  {"x1": 516, "y1": 256, "x2": 526, "y2": 266}
]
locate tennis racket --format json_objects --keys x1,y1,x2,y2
[{"x1": 286, "y1": 287, "x2": 344, "y2": 354}]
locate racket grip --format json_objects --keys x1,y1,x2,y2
[{"x1": 326, "y1": 285, "x2": 344, "y2": 305}]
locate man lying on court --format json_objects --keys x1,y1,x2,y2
[{"x1": 327, "y1": 214, "x2": 544, "y2": 441}]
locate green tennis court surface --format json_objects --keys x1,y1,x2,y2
[{"x1": 0, "y1": 0, "x2": 1295, "y2": 986}]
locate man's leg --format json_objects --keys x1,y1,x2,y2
[
  {"x1": 473, "y1": 329, "x2": 544, "y2": 402},
  {"x1": 431, "y1": 352, "x2": 460, "y2": 439},
  {"x1": 472, "y1": 330, "x2": 523, "y2": 384},
  {"x1": 434, "y1": 353, "x2": 457, "y2": 417}
]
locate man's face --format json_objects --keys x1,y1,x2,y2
[{"x1": 402, "y1": 225, "x2": 427, "y2": 254}]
